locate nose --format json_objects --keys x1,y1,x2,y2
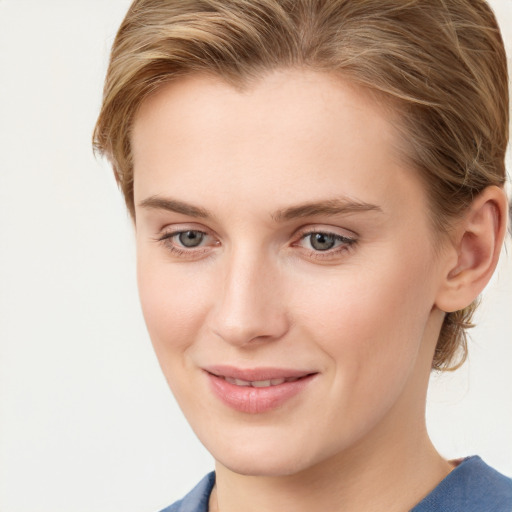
[{"x1": 208, "y1": 250, "x2": 290, "y2": 347}]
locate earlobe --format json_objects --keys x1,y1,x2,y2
[{"x1": 435, "y1": 186, "x2": 508, "y2": 313}]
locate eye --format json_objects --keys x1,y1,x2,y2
[
  {"x1": 176, "y1": 230, "x2": 206, "y2": 248},
  {"x1": 308, "y1": 233, "x2": 338, "y2": 251},
  {"x1": 297, "y1": 230, "x2": 356, "y2": 253},
  {"x1": 156, "y1": 228, "x2": 216, "y2": 256}
]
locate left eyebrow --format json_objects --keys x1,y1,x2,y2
[{"x1": 271, "y1": 198, "x2": 382, "y2": 223}]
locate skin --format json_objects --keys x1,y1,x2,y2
[{"x1": 131, "y1": 69, "x2": 506, "y2": 511}]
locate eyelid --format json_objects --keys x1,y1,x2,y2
[
  {"x1": 293, "y1": 224, "x2": 358, "y2": 242},
  {"x1": 296, "y1": 231, "x2": 356, "y2": 248},
  {"x1": 157, "y1": 222, "x2": 215, "y2": 239}
]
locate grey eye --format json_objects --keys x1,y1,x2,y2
[
  {"x1": 309, "y1": 233, "x2": 336, "y2": 251},
  {"x1": 178, "y1": 230, "x2": 205, "y2": 248}
]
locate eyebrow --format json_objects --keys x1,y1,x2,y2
[
  {"x1": 271, "y1": 198, "x2": 382, "y2": 222},
  {"x1": 138, "y1": 196, "x2": 212, "y2": 218},
  {"x1": 138, "y1": 195, "x2": 382, "y2": 222}
]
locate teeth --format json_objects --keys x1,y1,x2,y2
[
  {"x1": 225, "y1": 377, "x2": 250, "y2": 386},
  {"x1": 252, "y1": 380, "x2": 271, "y2": 387},
  {"x1": 223, "y1": 376, "x2": 299, "y2": 387}
]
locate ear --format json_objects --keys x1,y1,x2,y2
[{"x1": 435, "y1": 186, "x2": 508, "y2": 313}]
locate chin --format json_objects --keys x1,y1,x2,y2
[
  {"x1": 210, "y1": 437, "x2": 322, "y2": 477},
  {"x1": 220, "y1": 456, "x2": 311, "y2": 477}
]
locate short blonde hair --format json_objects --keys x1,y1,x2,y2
[{"x1": 94, "y1": 0, "x2": 509, "y2": 370}]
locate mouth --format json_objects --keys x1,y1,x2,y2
[
  {"x1": 220, "y1": 376, "x2": 303, "y2": 387},
  {"x1": 204, "y1": 366, "x2": 318, "y2": 414},
  {"x1": 205, "y1": 365, "x2": 315, "y2": 384}
]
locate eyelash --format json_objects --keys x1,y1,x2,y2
[
  {"x1": 295, "y1": 230, "x2": 357, "y2": 260},
  {"x1": 156, "y1": 229, "x2": 213, "y2": 257},
  {"x1": 155, "y1": 228, "x2": 357, "y2": 260}
]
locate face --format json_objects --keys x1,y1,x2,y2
[{"x1": 132, "y1": 70, "x2": 448, "y2": 477}]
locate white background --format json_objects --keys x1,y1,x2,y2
[{"x1": 0, "y1": 1, "x2": 511, "y2": 511}]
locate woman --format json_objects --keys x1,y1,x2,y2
[{"x1": 94, "y1": 1, "x2": 512, "y2": 510}]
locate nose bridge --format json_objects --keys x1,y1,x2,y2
[{"x1": 210, "y1": 245, "x2": 288, "y2": 346}]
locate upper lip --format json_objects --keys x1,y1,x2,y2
[{"x1": 204, "y1": 365, "x2": 316, "y2": 381}]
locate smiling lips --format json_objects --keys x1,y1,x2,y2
[
  {"x1": 205, "y1": 366, "x2": 317, "y2": 414},
  {"x1": 223, "y1": 376, "x2": 301, "y2": 387}
]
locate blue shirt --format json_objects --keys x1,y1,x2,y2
[{"x1": 160, "y1": 456, "x2": 512, "y2": 512}]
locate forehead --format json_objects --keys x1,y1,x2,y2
[{"x1": 131, "y1": 69, "x2": 425, "y2": 217}]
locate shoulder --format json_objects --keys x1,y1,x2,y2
[
  {"x1": 159, "y1": 472, "x2": 216, "y2": 512},
  {"x1": 412, "y1": 456, "x2": 512, "y2": 512}
]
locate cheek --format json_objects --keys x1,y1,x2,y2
[
  {"x1": 289, "y1": 262, "x2": 435, "y2": 444},
  {"x1": 293, "y1": 252, "x2": 436, "y2": 376},
  {"x1": 136, "y1": 253, "x2": 210, "y2": 355}
]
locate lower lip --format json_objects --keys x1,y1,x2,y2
[{"x1": 206, "y1": 373, "x2": 316, "y2": 414}]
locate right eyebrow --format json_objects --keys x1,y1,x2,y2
[{"x1": 138, "y1": 196, "x2": 212, "y2": 219}]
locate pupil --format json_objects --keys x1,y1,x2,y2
[
  {"x1": 179, "y1": 231, "x2": 204, "y2": 248},
  {"x1": 311, "y1": 233, "x2": 335, "y2": 251}
]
